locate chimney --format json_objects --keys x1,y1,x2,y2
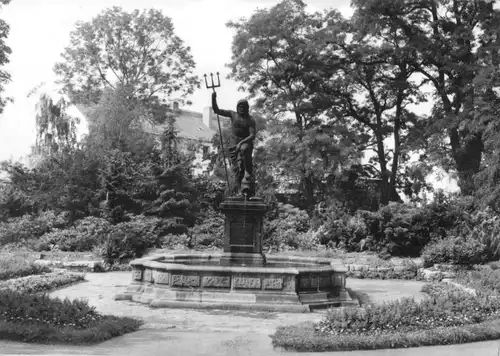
[
  {"x1": 173, "y1": 102, "x2": 179, "y2": 111},
  {"x1": 203, "y1": 106, "x2": 214, "y2": 130}
]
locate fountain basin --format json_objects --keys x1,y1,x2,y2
[{"x1": 115, "y1": 253, "x2": 357, "y2": 312}]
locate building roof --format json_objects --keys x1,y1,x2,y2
[
  {"x1": 77, "y1": 104, "x2": 216, "y2": 144},
  {"x1": 174, "y1": 109, "x2": 215, "y2": 142}
]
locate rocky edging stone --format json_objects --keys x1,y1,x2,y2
[
  {"x1": 34, "y1": 259, "x2": 104, "y2": 272},
  {"x1": 345, "y1": 262, "x2": 456, "y2": 281}
]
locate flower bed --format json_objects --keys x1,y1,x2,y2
[
  {"x1": 0, "y1": 272, "x2": 85, "y2": 294},
  {"x1": 271, "y1": 281, "x2": 500, "y2": 351},
  {"x1": 0, "y1": 290, "x2": 142, "y2": 344},
  {"x1": 0, "y1": 268, "x2": 143, "y2": 344}
]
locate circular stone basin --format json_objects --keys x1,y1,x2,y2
[{"x1": 115, "y1": 254, "x2": 357, "y2": 312}]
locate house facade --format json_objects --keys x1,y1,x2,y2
[{"x1": 142, "y1": 103, "x2": 229, "y2": 176}]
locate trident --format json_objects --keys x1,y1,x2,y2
[{"x1": 204, "y1": 72, "x2": 230, "y2": 190}]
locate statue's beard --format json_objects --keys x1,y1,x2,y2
[{"x1": 237, "y1": 105, "x2": 249, "y2": 114}]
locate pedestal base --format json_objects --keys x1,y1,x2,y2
[
  {"x1": 219, "y1": 252, "x2": 266, "y2": 267},
  {"x1": 220, "y1": 197, "x2": 267, "y2": 256}
]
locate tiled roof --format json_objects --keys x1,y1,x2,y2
[
  {"x1": 173, "y1": 110, "x2": 215, "y2": 142},
  {"x1": 77, "y1": 105, "x2": 216, "y2": 143}
]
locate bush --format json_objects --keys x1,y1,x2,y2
[
  {"x1": 0, "y1": 211, "x2": 69, "y2": 245},
  {"x1": 263, "y1": 203, "x2": 311, "y2": 252},
  {"x1": 316, "y1": 213, "x2": 368, "y2": 251},
  {"x1": 187, "y1": 208, "x2": 224, "y2": 248},
  {"x1": 421, "y1": 235, "x2": 487, "y2": 268},
  {"x1": 466, "y1": 208, "x2": 500, "y2": 261},
  {"x1": 316, "y1": 198, "x2": 476, "y2": 257},
  {"x1": 35, "y1": 217, "x2": 111, "y2": 252},
  {"x1": 0, "y1": 254, "x2": 51, "y2": 281},
  {"x1": 96, "y1": 215, "x2": 162, "y2": 265}
]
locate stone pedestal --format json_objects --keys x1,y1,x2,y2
[{"x1": 219, "y1": 197, "x2": 267, "y2": 266}]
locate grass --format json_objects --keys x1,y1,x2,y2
[{"x1": 271, "y1": 319, "x2": 500, "y2": 352}]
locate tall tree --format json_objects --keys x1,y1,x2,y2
[
  {"x1": 226, "y1": 0, "x2": 359, "y2": 210},
  {"x1": 54, "y1": 6, "x2": 199, "y2": 106},
  {"x1": 313, "y1": 10, "x2": 427, "y2": 205},
  {"x1": 352, "y1": 0, "x2": 500, "y2": 195}
]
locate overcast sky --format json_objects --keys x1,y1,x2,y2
[{"x1": 0, "y1": 0, "x2": 353, "y2": 162}]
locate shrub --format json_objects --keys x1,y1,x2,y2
[
  {"x1": 95, "y1": 215, "x2": 161, "y2": 265},
  {"x1": 263, "y1": 203, "x2": 311, "y2": 252},
  {"x1": 466, "y1": 208, "x2": 500, "y2": 261},
  {"x1": 187, "y1": 208, "x2": 224, "y2": 248},
  {"x1": 315, "y1": 202, "x2": 453, "y2": 256},
  {"x1": 421, "y1": 235, "x2": 487, "y2": 268},
  {"x1": 0, "y1": 211, "x2": 69, "y2": 245},
  {"x1": 317, "y1": 213, "x2": 368, "y2": 251},
  {"x1": 35, "y1": 217, "x2": 111, "y2": 252},
  {"x1": 0, "y1": 254, "x2": 51, "y2": 281}
]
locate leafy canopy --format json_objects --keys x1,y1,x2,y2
[{"x1": 54, "y1": 7, "x2": 199, "y2": 105}]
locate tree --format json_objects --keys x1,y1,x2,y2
[
  {"x1": 226, "y1": 0, "x2": 359, "y2": 210},
  {"x1": 0, "y1": 0, "x2": 11, "y2": 114},
  {"x1": 351, "y1": 0, "x2": 500, "y2": 195},
  {"x1": 33, "y1": 93, "x2": 79, "y2": 155},
  {"x1": 54, "y1": 6, "x2": 199, "y2": 106},
  {"x1": 312, "y1": 9, "x2": 427, "y2": 205},
  {"x1": 84, "y1": 85, "x2": 156, "y2": 158}
]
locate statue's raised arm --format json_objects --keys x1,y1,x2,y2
[{"x1": 211, "y1": 92, "x2": 233, "y2": 118}]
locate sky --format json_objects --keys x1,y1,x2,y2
[{"x1": 0, "y1": 0, "x2": 353, "y2": 162}]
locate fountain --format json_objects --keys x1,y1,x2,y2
[{"x1": 114, "y1": 82, "x2": 356, "y2": 312}]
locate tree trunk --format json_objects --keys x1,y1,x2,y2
[
  {"x1": 375, "y1": 131, "x2": 389, "y2": 206},
  {"x1": 450, "y1": 129, "x2": 483, "y2": 195},
  {"x1": 389, "y1": 77, "x2": 405, "y2": 203}
]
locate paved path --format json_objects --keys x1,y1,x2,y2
[{"x1": 0, "y1": 272, "x2": 498, "y2": 356}]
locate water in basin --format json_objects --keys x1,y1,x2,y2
[{"x1": 161, "y1": 260, "x2": 327, "y2": 268}]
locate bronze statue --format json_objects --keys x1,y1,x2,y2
[{"x1": 212, "y1": 92, "x2": 256, "y2": 197}]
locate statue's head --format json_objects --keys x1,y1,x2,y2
[{"x1": 236, "y1": 99, "x2": 249, "y2": 115}]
